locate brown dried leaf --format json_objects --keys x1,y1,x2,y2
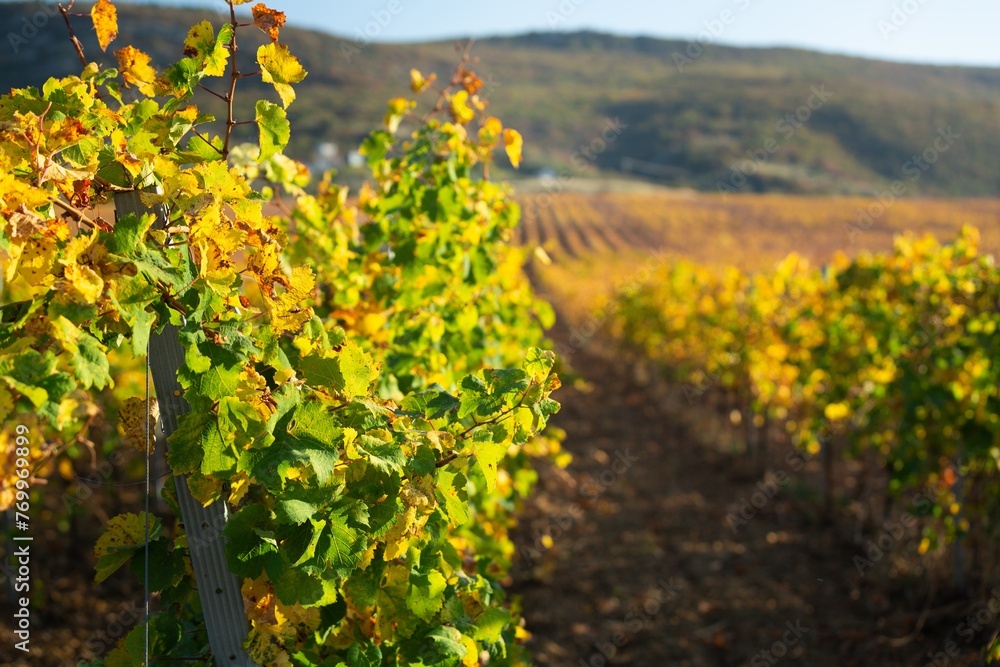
[{"x1": 252, "y1": 3, "x2": 286, "y2": 42}]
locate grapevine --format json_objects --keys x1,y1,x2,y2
[
  {"x1": 0, "y1": 2, "x2": 562, "y2": 665},
  {"x1": 610, "y1": 226, "x2": 1000, "y2": 624}
]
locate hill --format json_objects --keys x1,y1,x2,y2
[{"x1": 3, "y1": 2, "x2": 999, "y2": 195}]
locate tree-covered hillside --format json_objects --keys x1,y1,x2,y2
[{"x1": 3, "y1": 2, "x2": 998, "y2": 195}]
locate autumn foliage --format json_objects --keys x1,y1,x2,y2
[{"x1": 0, "y1": 2, "x2": 557, "y2": 665}]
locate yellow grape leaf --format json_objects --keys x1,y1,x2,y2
[
  {"x1": 268, "y1": 266, "x2": 315, "y2": 334},
  {"x1": 410, "y1": 68, "x2": 436, "y2": 93},
  {"x1": 64, "y1": 263, "x2": 105, "y2": 304},
  {"x1": 357, "y1": 312, "x2": 387, "y2": 337},
  {"x1": 503, "y1": 128, "x2": 523, "y2": 168},
  {"x1": 384, "y1": 97, "x2": 412, "y2": 134},
  {"x1": 235, "y1": 365, "x2": 275, "y2": 419},
  {"x1": 257, "y1": 43, "x2": 307, "y2": 109},
  {"x1": 383, "y1": 505, "x2": 417, "y2": 560},
  {"x1": 478, "y1": 116, "x2": 502, "y2": 146},
  {"x1": 56, "y1": 398, "x2": 80, "y2": 431},
  {"x1": 247, "y1": 243, "x2": 281, "y2": 285},
  {"x1": 9, "y1": 236, "x2": 58, "y2": 289},
  {"x1": 115, "y1": 46, "x2": 157, "y2": 93},
  {"x1": 252, "y1": 3, "x2": 286, "y2": 41},
  {"x1": 449, "y1": 90, "x2": 475, "y2": 125},
  {"x1": 824, "y1": 402, "x2": 850, "y2": 421},
  {"x1": 241, "y1": 576, "x2": 312, "y2": 666},
  {"x1": 91, "y1": 0, "x2": 118, "y2": 51},
  {"x1": 60, "y1": 227, "x2": 98, "y2": 266},
  {"x1": 229, "y1": 470, "x2": 251, "y2": 505},
  {"x1": 460, "y1": 635, "x2": 479, "y2": 667},
  {"x1": 118, "y1": 396, "x2": 159, "y2": 454},
  {"x1": 356, "y1": 542, "x2": 377, "y2": 570},
  {"x1": 187, "y1": 473, "x2": 223, "y2": 506},
  {"x1": 94, "y1": 512, "x2": 161, "y2": 583},
  {"x1": 383, "y1": 482, "x2": 436, "y2": 560},
  {"x1": 242, "y1": 576, "x2": 279, "y2": 625},
  {"x1": 183, "y1": 21, "x2": 231, "y2": 77}
]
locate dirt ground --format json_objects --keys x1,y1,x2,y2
[{"x1": 507, "y1": 315, "x2": 993, "y2": 667}]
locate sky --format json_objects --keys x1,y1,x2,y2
[{"x1": 132, "y1": 0, "x2": 999, "y2": 67}]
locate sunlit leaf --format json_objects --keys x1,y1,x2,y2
[{"x1": 91, "y1": 0, "x2": 118, "y2": 51}]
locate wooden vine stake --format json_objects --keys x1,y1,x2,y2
[{"x1": 115, "y1": 191, "x2": 258, "y2": 667}]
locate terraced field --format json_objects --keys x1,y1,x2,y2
[
  {"x1": 517, "y1": 190, "x2": 1000, "y2": 320},
  {"x1": 518, "y1": 190, "x2": 1000, "y2": 263}
]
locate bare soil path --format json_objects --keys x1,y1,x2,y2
[{"x1": 508, "y1": 316, "x2": 985, "y2": 667}]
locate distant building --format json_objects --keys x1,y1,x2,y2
[
  {"x1": 347, "y1": 150, "x2": 366, "y2": 169},
  {"x1": 311, "y1": 142, "x2": 342, "y2": 173}
]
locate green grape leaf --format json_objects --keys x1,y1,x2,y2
[
  {"x1": 340, "y1": 341, "x2": 381, "y2": 398},
  {"x1": 275, "y1": 498, "x2": 317, "y2": 525},
  {"x1": 435, "y1": 467, "x2": 470, "y2": 526},
  {"x1": 123, "y1": 613, "x2": 182, "y2": 665},
  {"x1": 401, "y1": 387, "x2": 460, "y2": 420},
  {"x1": 51, "y1": 317, "x2": 112, "y2": 390},
  {"x1": 473, "y1": 607, "x2": 510, "y2": 643},
  {"x1": 406, "y1": 570, "x2": 447, "y2": 621},
  {"x1": 166, "y1": 409, "x2": 214, "y2": 475},
  {"x1": 345, "y1": 642, "x2": 382, "y2": 667},
  {"x1": 299, "y1": 340, "x2": 380, "y2": 399},
  {"x1": 357, "y1": 433, "x2": 405, "y2": 475},
  {"x1": 404, "y1": 626, "x2": 467, "y2": 665},
  {"x1": 129, "y1": 538, "x2": 186, "y2": 593},
  {"x1": 343, "y1": 561, "x2": 384, "y2": 609},
  {"x1": 367, "y1": 495, "x2": 403, "y2": 539},
  {"x1": 223, "y1": 504, "x2": 280, "y2": 578},
  {"x1": 272, "y1": 567, "x2": 339, "y2": 607},
  {"x1": 178, "y1": 340, "x2": 241, "y2": 409},
  {"x1": 317, "y1": 506, "x2": 362, "y2": 573},
  {"x1": 523, "y1": 347, "x2": 556, "y2": 382},
  {"x1": 106, "y1": 212, "x2": 156, "y2": 257},
  {"x1": 472, "y1": 425, "x2": 509, "y2": 492},
  {"x1": 256, "y1": 99, "x2": 290, "y2": 162},
  {"x1": 282, "y1": 517, "x2": 326, "y2": 567}
]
